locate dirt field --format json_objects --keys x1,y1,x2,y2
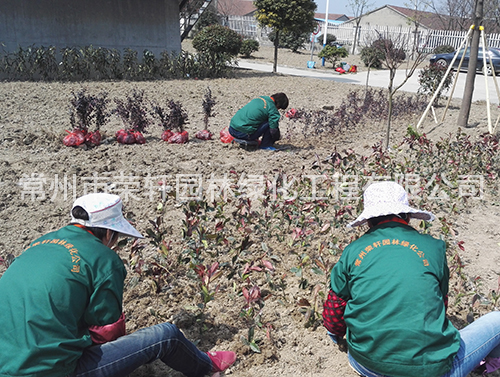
[{"x1": 0, "y1": 43, "x2": 499, "y2": 377}]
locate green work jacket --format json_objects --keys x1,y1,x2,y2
[
  {"x1": 330, "y1": 222, "x2": 460, "y2": 377},
  {"x1": 0, "y1": 225, "x2": 125, "y2": 377},
  {"x1": 229, "y1": 96, "x2": 280, "y2": 134}
]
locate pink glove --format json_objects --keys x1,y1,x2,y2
[{"x1": 88, "y1": 312, "x2": 126, "y2": 344}]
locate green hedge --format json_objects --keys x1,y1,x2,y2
[{"x1": 0, "y1": 45, "x2": 235, "y2": 81}]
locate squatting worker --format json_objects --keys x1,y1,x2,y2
[
  {"x1": 229, "y1": 92, "x2": 289, "y2": 151},
  {"x1": 322, "y1": 181, "x2": 500, "y2": 377},
  {"x1": 0, "y1": 193, "x2": 236, "y2": 377}
]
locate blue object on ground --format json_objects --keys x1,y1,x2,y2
[
  {"x1": 232, "y1": 138, "x2": 258, "y2": 146},
  {"x1": 232, "y1": 138, "x2": 259, "y2": 151}
]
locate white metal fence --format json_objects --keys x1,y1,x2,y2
[
  {"x1": 225, "y1": 15, "x2": 500, "y2": 53},
  {"x1": 224, "y1": 16, "x2": 272, "y2": 44},
  {"x1": 326, "y1": 23, "x2": 500, "y2": 53}
]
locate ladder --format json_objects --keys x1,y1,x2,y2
[{"x1": 180, "y1": 0, "x2": 213, "y2": 41}]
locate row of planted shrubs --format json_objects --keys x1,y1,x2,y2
[
  {"x1": 0, "y1": 45, "x2": 227, "y2": 81},
  {"x1": 63, "y1": 87, "x2": 217, "y2": 147},
  {"x1": 0, "y1": 25, "x2": 260, "y2": 82}
]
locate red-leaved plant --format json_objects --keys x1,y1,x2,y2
[
  {"x1": 63, "y1": 89, "x2": 109, "y2": 148},
  {"x1": 152, "y1": 99, "x2": 189, "y2": 144},
  {"x1": 113, "y1": 90, "x2": 150, "y2": 144},
  {"x1": 195, "y1": 87, "x2": 215, "y2": 140}
]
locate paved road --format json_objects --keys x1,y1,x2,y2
[{"x1": 238, "y1": 60, "x2": 500, "y2": 105}]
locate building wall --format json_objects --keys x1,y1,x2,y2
[
  {"x1": 346, "y1": 8, "x2": 412, "y2": 29},
  {"x1": 0, "y1": 0, "x2": 181, "y2": 56}
]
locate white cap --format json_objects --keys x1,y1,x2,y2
[
  {"x1": 348, "y1": 181, "x2": 435, "y2": 228},
  {"x1": 71, "y1": 193, "x2": 143, "y2": 238}
]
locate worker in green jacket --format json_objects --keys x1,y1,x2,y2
[
  {"x1": 323, "y1": 181, "x2": 500, "y2": 377},
  {"x1": 229, "y1": 92, "x2": 288, "y2": 151},
  {"x1": 0, "y1": 193, "x2": 236, "y2": 377}
]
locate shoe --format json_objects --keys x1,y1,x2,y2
[
  {"x1": 260, "y1": 146, "x2": 276, "y2": 151},
  {"x1": 207, "y1": 351, "x2": 237, "y2": 373}
]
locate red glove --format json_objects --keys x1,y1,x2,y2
[
  {"x1": 89, "y1": 312, "x2": 126, "y2": 344},
  {"x1": 322, "y1": 289, "x2": 347, "y2": 338}
]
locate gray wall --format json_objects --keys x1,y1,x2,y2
[{"x1": 0, "y1": 0, "x2": 181, "y2": 56}]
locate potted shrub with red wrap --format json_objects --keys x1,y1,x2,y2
[
  {"x1": 113, "y1": 90, "x2": 150, "y2": 144},
  {"x1": 152, "y1": 99, "x2": 189, "y2": 144},
  {"x1": 63, "y1": 89, "x2": 109, "y2": 148},
  {"x1": 195, "y1": 87, "x2": 215, "y2": 141}
]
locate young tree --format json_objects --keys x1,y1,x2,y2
[
  {"x1": 360, "y1": 37, "x2": 385, "y2": 92},
  {"x1": 347, "y1": 0, "x2": 374, "y2": 55},
  {"x1": 403, "y1": 0, "x2": 429, "y2": 59},
  {"x1": 371, "y1": 32, "x2": 429, "y2": 149},
  {"x1": 483, "y1": 0, "x2": 500, "y2": 30},
  {"x1": 457, "y1": 0, "x2": 483, "y2": 128},
  {"x1": 254, "y1": 0, "x2": 317, "y2": 73},
  {"x1": 194, "y1": 5, "x2": 222, "y2": 33},
  {"x1": 428, "y1": 0, "x2": 498, "y2": 32}
]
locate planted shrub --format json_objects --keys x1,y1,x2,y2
[
  {"x1": 33, "y1": 45, "x2": 58, "y2": 80},
  {"x1": 64, "y1": 89, "x2": 109, "y2": 147},
  {"x1": 113, "y1": 90, "x2": 151, "y2": 144},
  {"x1": 192, "y1": 24, "x2": 242, "y2": 76},
  {"x1": 361, "y1": 38, "x2": 405, "y2": 69},
  {"x1": 373, "y1": 38, "x2": 405, "y2": 63},
  {"x1": 433, "y1": 45, "x2": 455, "y2": 54},
  {"x1": 360, "y1": 45, "x2": 385, "y2": 68},
  {"x1": 195, "y1": 87, "x2": 216, "y2": 140},
  {"x1": 240, "y1": 39, "x2": 260, "y2": 58},
  {"x1": 123, "y1": 48, "x2": 139, "y2": 80},
  {"x1": 60, "y1": 47, "x2": 84, "y2": 81},
  {"x1": 418, "y1": 63, "x2": 454, "y2": 105},
  {"x1": 2, "y1": 45, "x2": 58, "y2": 80},
  {"x1": 317, "y1": 33, "x2": 337, "y2": 46},
  {"x1": 152, "y1": 99, "x2": 189, "y2": 144},
  {"x1": 139, "y1": 50, "x2": 158, "y2": 80},
  {"x1": 318, "y1": 45, "x2": 348, "y2": 68}
]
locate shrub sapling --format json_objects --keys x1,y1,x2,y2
[
  {"x1": 152, "y1": 99, "x2": 189, "y2": 144},
  {"x1": 113, "y1": 90, "x2": 151, "y2": 144},
  {"x1": 64, "y1": 89, "x2": 109, "y2": 147},
  {"x1": 195, "y1": 87, "x2": 216, "y2": 140}
]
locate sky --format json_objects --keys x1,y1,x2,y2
[{"x1": 313, "y1": 0, "x2": 410, "y2": 17}]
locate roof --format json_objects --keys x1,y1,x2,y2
[
  {"x1": 345, "y1": 4, "x2": 460, "y2": 31},
  {"x1": 389, "y1": 5, "x2": 500, "y2": 32},
  {"x1": 315, "y1": 13, "x2": 351, "y2": 22},
  {"x1": 216, "y1": 0, "x2": 256, "y2": 17},
  {"x1": 388, "y1": 5, "x2": 448, "y2": 30}
]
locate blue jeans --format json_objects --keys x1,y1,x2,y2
[
  {"x1": 70, "y1": 323, "x2": 212, "y2": 377},
  {"x1": 228, "y1": 123, "x2": 278, "y2": 148},
  {"x1": 337, "y1": 311, "x2": 500, "y2": 377}
]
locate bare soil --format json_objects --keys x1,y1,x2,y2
[{"x1": 0, "y1": 43, "x2": 499, "y2": 377}]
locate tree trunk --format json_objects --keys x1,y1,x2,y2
[
  {"x1": 352, "y1": 22, "x2": 360, "y2": 55},
  {"x1": 385, "y1": 92, "x2": 394, "y2": 150},
  {"x1": 457, "y1": 0, "x2": 483, "y2": 128},
  {"x1": 411, "y1": 25, "x2": 418, "y2": 60},
  {"x1": 273, "y1": 29, "x2": 279, "y2": 73},
  {"x1": 364, "y1": 65, "x2": 371, "y2": 94},
  {"x1": 384, "y1": 69, "x2": 396, "y2": 149}
]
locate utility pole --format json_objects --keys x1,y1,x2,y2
[
  {"x1": 457, "y1": 0, "x2": 483, "y2": 128},
  {"x1": 322, "y1": 0, "x2": 330, "y2": 66}
]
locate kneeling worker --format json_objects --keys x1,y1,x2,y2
[{"x1": 229, "y1": 92, "x2": 288, "y2": 151}]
